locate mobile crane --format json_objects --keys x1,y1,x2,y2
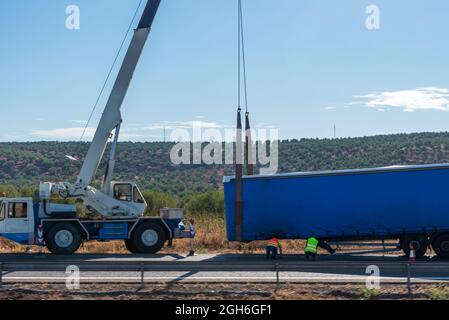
[{"x1": 0, "y1": 0, "x2": 190, "y2": 254}]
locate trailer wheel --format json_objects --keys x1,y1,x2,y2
[
  {"x1": 400, "y1": 235, "x2": 428, "y2": 258},
  {"x1": 431, "y1": 234, "x2": 449, "y2": 259},
  {"x1": 131, "y1": 222, "x2": 166, "y2": 254},
  {"x1": 45, "y1": 223, "x2": 82, "y2": 255}
]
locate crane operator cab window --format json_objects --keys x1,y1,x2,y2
[
  {"x1": 113, "y1": 184, "x2": 145, "y2": 204},
  {"x1": 133, "y1": 186, "x2": 144, "y2": 204},
  {"x1": 114, "y1": 184, "x2": 133, "y2": 202},
  {"x1": 7, "y1": 202, "x2": 28, "y2": 219}
]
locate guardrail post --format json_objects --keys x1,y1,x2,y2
[
  {"x1": 275, "y1": 262, "x2": 280, "y2": 292},
  {"x1": 0, "y1": 262, "x2": 3, "y2": 290},
  {"x1": 139, "y1": 262, "x2": 145, "y2": 291},
  {"x1": 406, "y1": 263, "x2": 412, "y2": 296}
]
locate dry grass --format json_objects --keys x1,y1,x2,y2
[
  {"x1": 0, "y1": 213, "x2": 311, "y2": 254},
  {"x1": 0, "y1": 213, "x2": 387, "y2": 255}
]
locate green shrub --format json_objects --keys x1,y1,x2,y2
[
  {"x1": 185, "y1": 191, "x2": 224, "y2": 215},
  {"x1": 142, "y1": 190, "x2": 178, "y2": 215},
  {"x1": 425, "y1": 286, "x2": 449, "y2": 300},
  {"x1": 358, "y1": 287, "x2": 381, "y2": 300},
  {"x1": 0, "y1": 184, "x2": 19, "y2": 198}
]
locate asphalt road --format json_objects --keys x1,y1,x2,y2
[{"x1": 1, "y1": 253, "x2": 449, "y2": 284}]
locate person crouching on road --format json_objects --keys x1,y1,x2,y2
[
  {"x1": 304, "y1": 237, "x2": 319, "y2": 261},
  {"x1": 188, "y1": 219, "x2": 196, "y2": 257},
  {"x1": 266, "y1": 237, "x2": 282, "y2": 260}
]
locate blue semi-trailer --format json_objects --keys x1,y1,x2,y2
[{"x1": 224, "y1": 163, "x2": 449, "y2": 258}]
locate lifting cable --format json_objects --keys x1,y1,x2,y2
[
  {"x1": 235, "y1": 0, "x2": 253, "y2": 242},
  {"x1": 236, "y1": 0, "x2": 254, "y2": 175},
  {"x1": 80, "y1": 0, "x2": 144, "y2": 141},
  {"x1": 238, "y1": 0, "x2": 249, "y2": 115}
]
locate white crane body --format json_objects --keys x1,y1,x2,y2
[
  {"x1": 0, "y1": 0, "x2": 192, "y2": 255},
  {"x1": 45, "y1": 2, "x2": 158, "y2": 219}
]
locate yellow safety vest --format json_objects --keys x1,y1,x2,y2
[{"x1": 304, "y1": 237, "x2": 318, "y2": 254}]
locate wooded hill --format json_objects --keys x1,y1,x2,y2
[{"x1": 1, "y1": 132, "x2": 449, "y2": 198}]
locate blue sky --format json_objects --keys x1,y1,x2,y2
[{"x1": 1, "y1": 0, "x2": 449, "y2": 142}]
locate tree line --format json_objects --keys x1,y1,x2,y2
[{"x1": 1, "y1": 132, "x2": 449, "y2": 199}]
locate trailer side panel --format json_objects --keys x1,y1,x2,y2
[{"x1": 224, "y1": 164, "x2": 449, "y2": 241}]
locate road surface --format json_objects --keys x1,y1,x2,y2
[{"x1": 1, "y1": 253, "x2": 449, "y2": 284}]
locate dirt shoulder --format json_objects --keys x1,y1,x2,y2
[{"x1": 0, "y1": 283, "x2": 447, "y2": 300}]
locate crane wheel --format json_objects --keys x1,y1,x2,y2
[
  {"x1": 45, "y1": 223, "x2": 82, "y2": 255},
  {"x1": 131, "y1": 222, "x2": 166, "y2": 254},
  {"x1": 431, "y1": 234, "x2": 449, "y2": 259},
  {"x1": 124, "y1": 239, "x2": 139, "y2": 254}
]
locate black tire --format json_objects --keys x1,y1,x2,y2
[
  {"x1": 124, "y1": 239, "x2": 139, "y2": 254},
  {"x1": 431, "y1": 234, "x2": 449, "y2": 259},
  {"x1": 400, "y1": 235, "x2": 428, "y2": 258},
  {"x1": 45, "y1": 223, "x2": 82, "y2": 255},
  {"x1": 131, "y1": 222, "x2": 166, "y2": 254}
]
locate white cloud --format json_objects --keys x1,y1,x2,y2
[
  {"x1": 353, "y1": 87, "x2": 449, "y2": 112},
  {"x1": 120, "y1": 133, "x2": 160, "y2": 139},
  {"x1": 324, "y1": 107, "x2": 336, "y2": 111},
  {"x1": 128, "y1": 120, "x2": 230, "y2": 131},
  {"x1": 32, "y1": 127, "x2": 96, "y2": 140},
  {"x1": 71, "y1": 119, "x2": 88, "y2": 125},
  {"x1": 34, "y1": 118, "x2": 45, "y2": 121}
]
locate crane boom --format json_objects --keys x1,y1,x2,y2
[
  {"x1": 74, "y1": 0, "x2": 161, "y2": 195},
  {"x1": 39, "y1": 0, "x2": 162, "y2": 218}
]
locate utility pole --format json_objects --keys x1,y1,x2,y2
[
  {"x1": 333, "y1": 124, "x2": 337, "y2": 139},
  {"x1": 163, "y1": 126, "x2": 166, "y2": 143}
]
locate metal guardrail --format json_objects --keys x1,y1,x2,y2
[{"x1": 1, "y1": 257, "x2": 449, "y2": 297}]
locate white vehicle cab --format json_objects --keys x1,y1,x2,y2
[{"x1": 0, "y1": 198, "x2": 34, "y2": 245}]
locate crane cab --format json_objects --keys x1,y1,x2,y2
[{"x1": 109, "y1": 181, "x2": 147, "y2": 211}]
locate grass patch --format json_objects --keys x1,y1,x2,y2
[
  {"x1": 425, "y1": 286, "x2": 449, "y2": 300},
  {"x1": 0, "y1": 212, "x2": 340, "y2": 255},
  {"x1": 358, "y1": 287, "x2": 381, "y2": 300}
]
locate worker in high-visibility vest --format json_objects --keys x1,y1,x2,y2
[
  {"x1": 304, "y1": 237, "x2": 319, "y2": 261},
  {"x1": 266, "y1": 237, "x2": 283, "y2": 260}
]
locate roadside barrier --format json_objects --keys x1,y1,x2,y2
[
  {"x1": 406, "y1": 263, "x2": 412, "y2": 296},
  {"x1": 0, "y1": 262, "x2": 3, "y2": 290}
]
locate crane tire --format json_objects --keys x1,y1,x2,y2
[
  {"x1": 124, "y1": 239, "x2": 139, "y2": 254},
  {"x1": 45, "y1": 223, "x2": 82, "y2": 255},
  {"x1": 431, "y1": 234, "x2": 449, "y2": 259},
  {"x1": 131, "y1": 222, "x2": 166, "y2": 254}
]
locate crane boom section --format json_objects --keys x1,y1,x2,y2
[{"x1": 75, "y1": 0, "x2": 161, "y2": 190}]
